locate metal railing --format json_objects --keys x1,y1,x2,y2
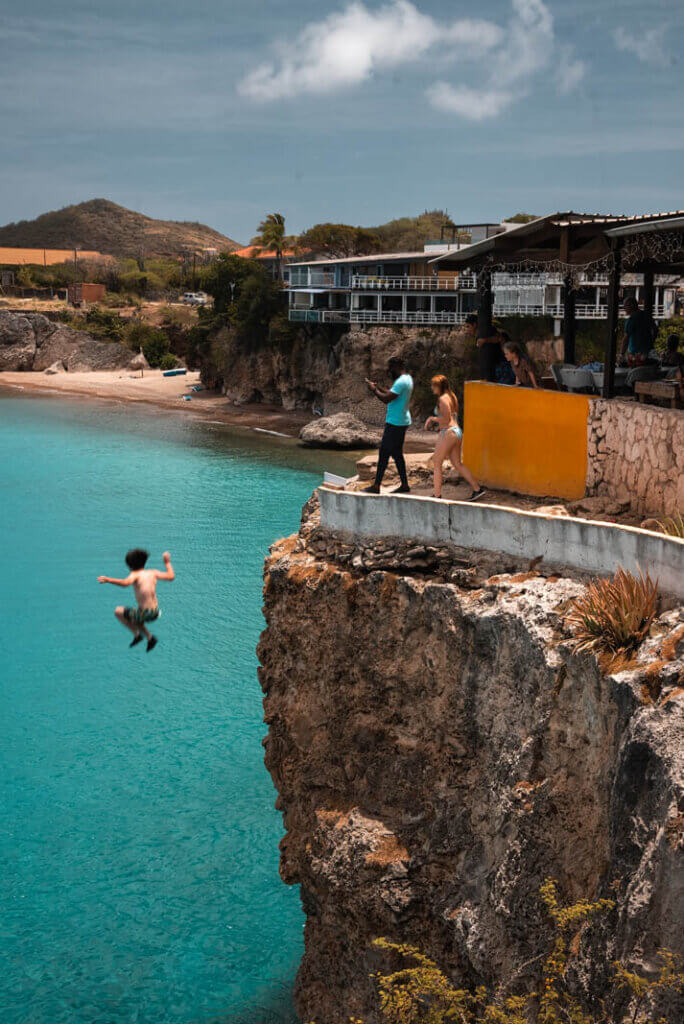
[
  {"x1": 290, "y1": 303, "x2": 671, "y2": 326},
  {"x1": 492, "y1": 302, "x2": 670, "y2": 319},
  {"x1": 289, "y1": 270, "x2": 338, "y2": 288},
  {"x1": 351, "y1": 274, "x2": 476, "y2": 291},
  {"x1": 350, "y1": 310, "x2": 469, "y2": 325},
  {"x1": 289, "y1": 309, "x2": 350, "y2": 323}
]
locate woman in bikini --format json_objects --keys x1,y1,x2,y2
[{"x1": 424, "y1": 374, "x2": 485, "y2": 501}]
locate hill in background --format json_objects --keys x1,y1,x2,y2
[{"x1": 0, "y1": 199, "x2": 241, "y2": 258}]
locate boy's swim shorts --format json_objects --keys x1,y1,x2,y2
[{"x1": 122, "y1": 607, "x2": 161, "y2": 626}]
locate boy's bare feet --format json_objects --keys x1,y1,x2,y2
[
  {"x1": 130, "y1": 634, "x2": 144, "y2": 648},
  {"x1": 146, "y1": 636, "x2": 158, "y2": 653}
]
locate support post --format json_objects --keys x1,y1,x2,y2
[
  {"x1": 603, "y1": 243, "x2": 622, "y2": 399},
  {"x1": 477, "y1": 268, "x2": 493, "y2": 336},
  {"x1": 642, "y1": 262, "x2": 655, "y2": 320},
  {"x1": 563, "y1": 274, "x2": 576, "y2": 364}
]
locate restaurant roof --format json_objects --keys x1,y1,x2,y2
[{"x1": 428, "y1": 210, "x2": 684, "y2": 270}]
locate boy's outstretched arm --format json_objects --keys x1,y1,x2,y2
[
  {"x1": 155, "y1": 551, "x2": 175, "y2": 582},
  {"x1": 97, "y1": 574, "x2": 133, "y2": 586}
]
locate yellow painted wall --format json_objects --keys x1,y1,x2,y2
[{"x1": 463, "y1": 382, "x2": 590, "y2": 500}]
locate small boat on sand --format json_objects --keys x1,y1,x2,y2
[{"x1": 162, "y1": 369, "x2": 187, "y2": 377}]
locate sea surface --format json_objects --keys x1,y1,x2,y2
[{"x1": 0, "y1": 393, "x2": 353, "y2": 1024}]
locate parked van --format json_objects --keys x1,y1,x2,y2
[{"x1": 181, "y1": 292, "x2": 210, "y2": 306}]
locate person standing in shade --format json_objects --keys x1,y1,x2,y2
[
  {"x1": 620, "y1": 296, "x2": 656, "y2": 364},
  {"x1": 364, "y1": 356, "x2": 413, "y2": 494},
  {"x1": 477, "y1": 325, "x2": 504, "y2": 382}
]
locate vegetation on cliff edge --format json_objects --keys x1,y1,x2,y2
[{"x1": 307, "y1": 882, "x2": 683, "y2": 1024}]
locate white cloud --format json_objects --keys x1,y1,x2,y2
[
  {"x1": 238, "y1": 0, "x2": 585, "y2": 121},
  {"x1": 429, "y1": 0, "x2": 584, "y2": 120},
  {"x1": 238, "y1": 1, "x2": 503, "y2": 100},
  {"x1": 556, "y1": 45, "x2": 586, "y2": 96},
  {"x1": 613, "y1": 26, "x2": 669, "y2": 65},
  {"x1": 426, "y1": 83, "x2": 515, "y2": 121}
]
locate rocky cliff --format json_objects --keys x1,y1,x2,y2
[
  {"x1": 258, "y1": 498, "x2": 684, "y2": 1023},
  {"x1": 205, "y1": 323, "x2": 476, "y2": 424},
  {"x1": 203, "y1": 323, "x2": 562, "y2": 425},
  {"x1": 0, "y1": 311, "x2": 135, "y2": 372}
]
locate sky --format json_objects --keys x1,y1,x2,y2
[{"x1": 0, "y1": 0, "x2": 683, "y2": 244}]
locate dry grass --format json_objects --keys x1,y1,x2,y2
[
  {"x1": 654, "y1": 512, "x2": 684, "y2": 538},
  {"x1": 565, "y1": 568, "x2": 658, "y2": 662}
]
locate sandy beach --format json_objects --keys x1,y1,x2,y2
[
  {"x1": 0, "y1": 368, "x2": 436, "y2": 449},
  {"x1": 0, "y1": 368, "x2": 316, "y2": 436}
]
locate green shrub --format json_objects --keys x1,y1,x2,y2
[
  {"x1": 366, "y1": 882, "x2": 683, "y2": 1024},
  {"x1": 123, "y1": 322, "x2": 171, "y2": 367},
  {"x1": 655, "y1": 316, "x2": 684, "y2": 352},
  {"x1": 158, "y1": 352, "x2": 178, "y2": 371}
]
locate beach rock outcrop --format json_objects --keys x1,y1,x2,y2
[
  {"x1": 0, "y1": 311, "x2": 136, "y2": 372},
  {"x1": 258, "y1": 499, "x2": 684, "y2": 1024},
  {"x1": 44, "y1": 360, "x2": 66, "y2": 375},
  {"x1": 0, "y1": 312, "x2": 37, "y2": 370},
  {"x1": 299, "y1": 412, "x2": 380, "y2": 449}
]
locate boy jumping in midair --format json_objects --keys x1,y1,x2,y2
[{"x1": 98, "y1": 549, "x2": 175, "y2": 652}]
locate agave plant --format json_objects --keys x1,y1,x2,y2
[
  {"x1": 566, "y1": 568, "x2": 658, "y2": 657},
  {"x1": 655, "y1": 512, "x2": 684, "y2": 538}
]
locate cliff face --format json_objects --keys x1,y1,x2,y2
[
  {"x1": 203, "y1": 323, "x2": 563, "y2": 423},
  {"x1": 258, "y1": 501, "x2": 684, "y2": 1024},
  {"x1": 0, "y1": 311, "x2": 134, "y2": 371},
  {"x1": 205, "y1": 323, "x2": 475, "y2": 423}
]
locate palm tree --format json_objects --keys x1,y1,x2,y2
[{"x1": 254, "y1": 212, "x2": 286, "y2": 281}]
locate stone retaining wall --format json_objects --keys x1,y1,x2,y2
[
  {"x1": 318, "y1": 488, "x2": 684, "y2": 600},
  {"x1": 586, "y1": 398, "x2": 684, "y2": 516}
]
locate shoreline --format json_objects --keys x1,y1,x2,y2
[
  {"x1": 0, "y1": 369, "x2": 313, "y2": 436},
  {"x1": 0, "y1": 369, "x2": 435, "y2": 451}
]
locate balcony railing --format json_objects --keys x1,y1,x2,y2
[
  {"x1": 290, "y1": 303, "x2": 670, "y2": 326},
  {"x1": 352, "y1": 274, "x2": 476, "y2": 291},
  {"x1": 351, "y1": 310, "x2": 469, "y2": 325},
  {"x1": 289, "y1": 309, "x2": 350, "y2": 323},
  {"x1": 289, "y1": 270, "x2": 341, "y2": 288}
]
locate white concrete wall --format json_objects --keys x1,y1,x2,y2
[{"x1": 318, "y1": 489, "x2": 684, "y2": 600}]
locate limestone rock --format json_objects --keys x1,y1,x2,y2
[
  {"x1": 44, "y1": 360, "x2": 66, "y2": 375},
  {"x1": 258, "y1": 505, "x2": 684, "y2": 1024},
  {"x1": 0, "y1": 312, "x2": 37, "y2": 370},
  {"x1": 0, "y1": 310, "x2": 133, "y2": 372},
  {"x1": 300, "y1": 412, "x2": 380, "y2": 449},
  {"x1": 33, "y1": 326, "x2": 132, "y2": 372}
]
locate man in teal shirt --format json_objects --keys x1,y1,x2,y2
[
  {"x1": 364, "y1": 356, "x2": 413, "y2": 494},
  {"x1": 620, "y1": 296, "x2": 656, "y2": 361}
]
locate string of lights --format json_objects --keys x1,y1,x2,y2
[{"x1": 474, "y1": 228, "x2": 684, "y2": 295}]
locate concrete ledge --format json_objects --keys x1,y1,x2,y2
[{"x1": 318, "y1": 488, "x2": 684, "y2": 600}]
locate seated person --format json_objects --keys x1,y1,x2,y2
[
  {"x1": 661, "y1": 333, "x2": 684, "y2": 374},
  {"x1": 620, "y1": 297, "x2": 657, "y2": 366}
]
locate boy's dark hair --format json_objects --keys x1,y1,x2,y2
[
  {"x1": 125, "y1": 548, "x2": 149, "y2": 571},
  {"x1": 666, "y1": 333, "x2": 680, "y2": 351},
  {"x1": 387, "y1": 355, "x2": 406, "y2": 375},
  {"x1": 465, "y1": 313, "x2": 478, "y2": 326}
]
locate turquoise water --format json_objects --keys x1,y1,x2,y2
[{"x1": 0, "y1": 394, "x2": 352, "y2": 1024}]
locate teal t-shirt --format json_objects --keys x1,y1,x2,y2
[
  {"x1": 386, "y1": 373, "x2": 413, "y2": 427},
  {"x1": 625, "y1": 311, "x2": 654, "y2": 355}
]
